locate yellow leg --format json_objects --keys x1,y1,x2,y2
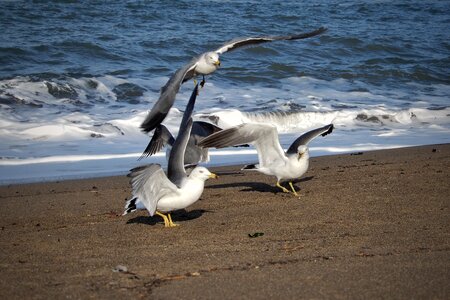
[
  {"x1": 155, "y1": 211, "x2": 171, "y2": 227},
  {"x1": 193, "y1": 78, "x2": 197, "y2": 86},
  {"x1": 289, "y1": 182, "x2": 299, "y2": 196},
  {"x1": 276, "y1": 181, "x2": 290, "y2": 193},
  {"x1": 167, "y1": 213, "x2": 179, "y2": 227}
]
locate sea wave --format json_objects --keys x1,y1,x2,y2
[{"x1": 196, "y1": 107, "x2": 450, "y2": 132}]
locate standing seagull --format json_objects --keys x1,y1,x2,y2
[
  {"x1": 124, "y1": 84, "x2": 218, "y2": 227},
  {"x1": 198, "y1": 123, "x2": 334, "y2": 196},
  {"x1": 140, "y1": 27, "x2": 327, "y2": 133}
]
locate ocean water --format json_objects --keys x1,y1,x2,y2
[{"x1": 0, "y1": 0, "x2": 449, "y2": 184}]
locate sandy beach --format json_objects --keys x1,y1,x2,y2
[{"x1": 0, "y1": 144, "x2": 449, "y2": 299}]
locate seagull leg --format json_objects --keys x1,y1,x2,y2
[
  {"x1": 155, "y1": 211, "x2": 171, "y2": 227},
  {"x1": 276, "y1": 181, "x2": 290, "y2": 193},
  {"x1": 167, "y1": 213, "x2": 179, "y2": 227},
  {"x1": 193, "y1": 78, "x2": 198, "y2": 86},
  {"x1": 200, "y1": 75, "x2": 206, "y2": 88},
  {"x1": 289, "y1": 182, "x2": 299, "y2": 196}
]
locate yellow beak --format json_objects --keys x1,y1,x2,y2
[
  {"x1": 209, "y1": 173, "x2": 219, "y2": 179},
  {"x1": 214, "y1": 60, "x2": 221, "y2": 66}
]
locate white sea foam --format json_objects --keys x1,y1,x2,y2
[{"x1": 1, "y1": 74, "x2": 449, "y2": 184}]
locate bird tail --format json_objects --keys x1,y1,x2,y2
[
  {"x1": 123, "y1": 197, "x2": 138, "y2": 215},
  {"x1": 241, "y1": 163, "x2": 259, "y2": 171}
]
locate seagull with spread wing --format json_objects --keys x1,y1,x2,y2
[
  {"x1": 124, "y1": 84, "x2": 218, "y2": 227},
  {"x1": 198, "y1": 123, "x2": 334, "y2": 196},
  {"x1": 140, "y1": 27, "x2": 327, "y2": 133}
]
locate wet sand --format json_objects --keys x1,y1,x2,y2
[{"x1": 0, "y1": 144, "x2": 449, "y2": 299}]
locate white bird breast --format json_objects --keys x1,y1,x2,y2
[{"x1": 195, "y1": 54, "x2": 219, "y2": 75}]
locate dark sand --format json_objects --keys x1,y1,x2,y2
[{"x1": 0, "y1": 144, "x2": 449, "y2": 299}]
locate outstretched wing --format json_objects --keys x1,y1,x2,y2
[
  {"x1": 198, "y1": 123, "x2": 285, "y2": 168},
  {"x1": 215, "y1": 27, "x2": 327, "y2": 54},
  {"x1": 167, "y1": 85, "x2": 199, "y2": 187},
  {"x1": 139, "y1": 124, "x2": 175, "y2": 160},
  {"x1": 128, "y1": 164, "x2": 178, "y2": 216},
  {"x1": 286, "y1": 124, "x2": 334, "y2": 155},
  {"x1": 140, "y1": 60, "x2": 197, "y2": 133}
]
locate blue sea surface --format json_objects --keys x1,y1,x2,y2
[{"x1": 0, "y1": 0, "x2": 449, "y2": 184}]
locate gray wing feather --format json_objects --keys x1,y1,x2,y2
[
  {"x1": 215, "y1": 27, "x2": 327, "y2": 54},
  {"x1": 198, "y1": 123, "x2": 285, "y2": 168},
  {"x1": 191, "y1": 121, "x2": 222, "y2": 142},
  {"x1": 167, "y1": 85, "x2": 198, "y2": 186},
  {"x1": 139, "y1": 124, "x2": 175, "y2": 160},
  {"x1": 286, "y1": 124, "x2": 334, "y2": 154},
  {"x1": 168, "y1": 118, "x2": 193, "y2": 186},
  {"x1": 178, "y1": 84, "x2": 198, "y2": 131},
  {"x1": 197, "y1": 124, "x2": 252, "y2": 149},
  {"x1": 128, "y1": 164, "x2": 178, "y2": 216},
  {"x1": 176, "y1": 121, "x2": 221, "y2": 165},
  {"x1": 140, "y1": 60, "x2": 197, "y2": 133}
]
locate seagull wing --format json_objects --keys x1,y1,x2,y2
[
  {"x1": 187, "y1": 121, "x2": 222, "y2": 164},
  {"x1": 139, "y1": 124, "x2": 175, "y2": 160},
  {"x1": 198, "y1": 123, "x2": 285, "y2": 168},
  {"x1": 140, "y1": 60, "x2": 197, "y2": 133},
  {"x1": 167, "y1": 85, "x2": 199, "y2": 186},
  {"x1": 128, "y1": 164, "x2": 178, "y2": 216},
  {"x1": 286, "y1": 124, "x2": 334, "y2": 155},
  {"x1": 215, "y1": 27, "x2": 327, "y2": 54},
  {"x1": 191, "y1": 121, "x2": 222, "y2": 142}
]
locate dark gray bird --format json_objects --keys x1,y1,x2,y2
[
  {"x1": 140, "y1": 27, "x2": 328, "y2": 133},
  {"x1": 198, "y1": 123, "x2": 334, "y2": 196},
  {"x1": 124, "y1": 84, "x2": 218, "y2": 227}
]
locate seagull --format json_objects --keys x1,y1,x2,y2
[
  {"x1": 140, "y1": 27, "x2": 327, "y2": 133},
  {"x1": 139, "y1": 121, "x2": 222, "y2": 165},
  {"x1": 123, "y1": 84, "x2": 218, "y2": 227},
  {"x1": 198, "y1": 123, "x2": 334, "y2": 196}
]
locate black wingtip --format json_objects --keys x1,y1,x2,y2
[
  {"x1": 290, "y1": 26, "x2": 328, "y2": 40},
  {"x1": 138, "y1": 125, "x2": 166, "y2": 161},
  {"x1": 317, "y1": 26, "x2": 328, "y2": 34},
  {"x1": 137, "y1": 148, "x2": 152, "y2": 161},
  {"x1": 123, "y1": 197, "x2": 138, "y2": 215},
  {"x1": 321, "y1": 124, "x2": 334, "y2": 137},
  {"x1": 306, "y1": 26, "x2": 328, "y2": 37},
  {"x1": 138, "y1": 140, "x2": 153, "y2": 161},
  {"x1": 233, "y1": 144, "x2": 250, "y2": 148},
  {"x1": 137, "y1": 153, "x2": 147, "y2": 161}
]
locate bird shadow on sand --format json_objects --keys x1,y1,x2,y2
[
  {"x1": 126, "y1": 209, "x2": 213, "y2": 226},
  {"x1": 207, "y1": 176, "x2": 314, "y2": 194}
]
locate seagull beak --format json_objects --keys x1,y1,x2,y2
[
  {"x1": 209, "y1": 173, "x2": 219, "y2": 179},
  {"x1": 298, "y1": 152, "x2": 303, "y2": 159},
  {"x1": 214, "y1": 60, "x2": 221, "y2": 66}
]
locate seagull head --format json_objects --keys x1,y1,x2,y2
[
  {"x1": 297, "y1": 145, "x2": 308, "y2": 160},
  {"x1": 190, "y1": 166, "x2": 218, "y2": 181},
  {"x1": 206, "y1": 51, "x2": 221, "y2": 67}
]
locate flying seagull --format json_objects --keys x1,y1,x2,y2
[
  {"x1": 139, "y1": 121, "x2": 222, "y2": 165},
  {"x1": 124, "y1": 84, "x2": 218, "y2": 227},
  {"x1": 140, "y1": 27, "x2": 327, "y2": 133},
  {"x1": 198, "y1": 123, "x2": 334, "y2": 196}
]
